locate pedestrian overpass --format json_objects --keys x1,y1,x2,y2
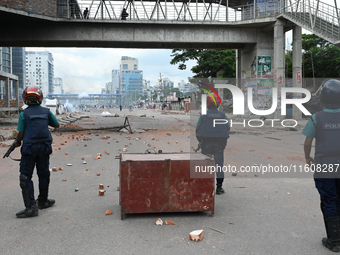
[{"x1": 0, "y1": 0, "x2": 339, "y2": 119}]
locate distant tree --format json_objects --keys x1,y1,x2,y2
[
  {"x1": 164, "y1": 85, "x2": 171, "y2": 97},
  {"x1": 285, "y1": 50, "x2": 293, "y2": 78},
  {"x1": 170, "y1": 49, "x2": 236, "y2": 78},
  {"x1": 285, "y1": 34, "x2": 340, "y2": 80},
  {"x1": 171, "y1": 87, "x2": 183, "y2": 97}
]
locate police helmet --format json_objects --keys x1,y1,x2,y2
[
  {"x1": 207, "y1": 93, "x2": 220, "y2": 108},
  {"x1": 23, "y1": 86, "x2": 43, "y2": 105},
  {"x1": 319, "y1": 79, "x2": 340, "y2": 109}
]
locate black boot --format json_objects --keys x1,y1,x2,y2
[
  {"x1": 16, "y1": 200, "x2": 38, "y2": 218},
  {"x1": 38, "y1": 196, "x2": 55, "y2": 209},
  {"x1": 17, "y1": 174, "x2": 38, "y2": 218},
  {"x1": 322, "y1": 216, "x2": 340, "y2": 252},
  {"x1": 216, "y1": 183, "x2": 225, "y2": 195}
]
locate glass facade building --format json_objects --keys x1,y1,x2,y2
[
  {"x1": 0, "y1": 47, "x2": 12, "y2": 99},
  {"x1": 121, "y1": 70, "x2": 143, "y2": 95}
]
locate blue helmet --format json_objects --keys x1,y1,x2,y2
[{"x1": 319, "y1": 79, "x2": 340, "y2": 109}]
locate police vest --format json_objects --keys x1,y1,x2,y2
[
  {"x1": 315, "y1": 111, "x2": 340, "y2": 157},
  {"x1": 196, "y1": 109, "x2": 229, "y2": 139},
  {"x1": 23, "y1": 107, "x2": 52, "y2": 144}
]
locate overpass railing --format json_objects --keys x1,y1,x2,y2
[
  {"x1": 59, "y1": 0, "x2": 280, "y2": 22},
  {"x1": 280, "y1": 0, "x2": 340, "y2": 42}
]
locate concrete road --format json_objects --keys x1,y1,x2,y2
[{"x1": 0, "y1": 108, "x2": 332, "y2": 255}]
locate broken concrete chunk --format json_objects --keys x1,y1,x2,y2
[
  {"x1": 155, "y1": 218, "x2": 163, "y2": 225},
  {"x1": 165, "y1": 219, "x2": 175, "y2": 225},
  {"x1": 189, "y1": 230, "x2": 204, "y2": 241}
]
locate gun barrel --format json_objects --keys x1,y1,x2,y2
[{"x1": 3, "y1": 144, "x2": 15, "y2": 159}]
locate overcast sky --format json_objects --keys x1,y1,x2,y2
[{"x1": 26, "y1": 47, "x2": 196, "y2": 94}]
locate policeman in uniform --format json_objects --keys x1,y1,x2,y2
[
  {"x1": 302, "y1": 79, "x2": 340, "y2": 252},
  {"x1": 196, "y1": 93, "x2": 230, "y2": 195},
  {"x1": 13, "y1": 86, "x2": 59, "y2": 218}
]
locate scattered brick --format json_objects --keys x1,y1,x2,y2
[
  {"x1": 189, "y1": 230, "x2": 204, "y2": 241},
  {"x1": 165, "y1": 219, "x2": 175, "y2": 225},
  {"x1": 155, "y1": 218, "x2": 163, "y2": 225}
]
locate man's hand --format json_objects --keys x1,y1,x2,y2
[
  {"x1": 305, "y1": 156, "x2": 313, "y2": 166},
  {"x1": 13, "y1": 140, "x2": 21, "y2": 147},
  {"x1": 304, "y1": 137, "x2": 314, "y2": 166}
]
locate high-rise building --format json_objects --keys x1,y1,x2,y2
[
  {"x1": 120, "y1": 56, "x2": 138, "y2": 71},
  {"x1": 0, "y1": 47, "x2": 12, "y2": 99},
  {"x1": 112, "y1": 69, "x2": 119, "y2": 94},
  {"x1": 105, "y1": 82, "x2": 113, "y2": 94},
  {"x1": 25, "y1": 51, "x2": 54, "y2": 97},
  {"x1": 162, "y1": 77, "x2": 174, "y2": 89},
  {"x1": 179, "y1": 80, "x2": 192, "y2": 94},
  {"x1": 12, "y1": 47, "x2": 26, "y2": 91},
  {"x1": 53, "y1": 77, "x2": 64, "y2": 94},
  {"x1": 119, "y1": 56, "x2": 143, "y2": 98}
]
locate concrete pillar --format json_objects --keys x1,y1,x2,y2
[
  {"x1": 236, "y1": 49, "x2": 242, "y2": 88},
  {"x1": 274, "y1": 20, "x2": 285, "y2": 119},
  {"x1": 292, "y1": 25, "x2": 303, "y2": 120}
]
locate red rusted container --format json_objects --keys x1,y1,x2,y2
[{"x1": 119, "y1": 153, "x2": 215, "y2": 220}]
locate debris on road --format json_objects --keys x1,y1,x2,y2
[
  {"x1": 75, "y1": 188, "x2": 79, "y2": 192},
  {"x1": 52, "y1": 167, "x2": 58, "y2": 172},
  {"x1": 58, "y1": 167, "x2": 63, "y2": 170},
  {"x1": 209, "y1": 227, "x2": 225, "y2": 234},
  {"x1": 105, "y1": 209, "x2": 112, "y2": 215},
  {"x1": 97, "y1": 173, "x2": 101, "y2": 176},
  {"x1": 165, "y1": 219, "x2": 175, "y2": 225},
  {"x1": 155, "y1": 218, "x2": 163, "y2": 225},
  {"x1": 99, "y1": 184, "x2": 104, "y2": 189},
  {"x1": 189, "y1": 230, "x2": 204, "y2": 241},
  {"x1": 99, "y1": 190, "x2": 105, "y2": 196}
]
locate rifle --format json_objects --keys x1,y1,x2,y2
[
  {"x1": 3, "y1": 144, "x2": 20, "y2": 161},
  {"x1": 193, "y1": 142, "x2": 201, "y2": 153},
  {"x1": 3, "y1": 144, "x2": 15, "y2": 159}
]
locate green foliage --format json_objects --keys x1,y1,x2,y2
[
  {"x1": 286, "y1": 34, "x2": 340, "y2": 78},
  {"x1": 170, "y1": 49, "x2": 236, "y2": 78},
  {"x1": 170, "y1": 87, "x2": 183, "y2": 97}
]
